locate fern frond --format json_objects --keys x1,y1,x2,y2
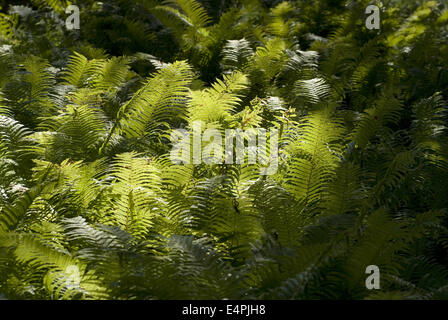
[
  {"x1": 294, "y1": 78, "x2": 332, "y2": 105},
  {"x1": 323, "y1": 161, "x2": 363, "y2": 216},
  {"x1": 412, "y1": 93, "x2": 446, "y2": 144},
  {"x1": 38, "y1": 104, "x2": 107, "y2": 161},
  {"x1": 0, "y1": 12, "x2": 17, "y2": 39},
  {"x1": 100, "y1": 61, "x2": 193, "y2": 153},
  {"x1": 221, "y1": 39, "x2": 254, "y2": 72},
  {"x1": 62, "y1": 52, "x2": 93, "y2": 88},
  {"x1": 283, "y1": 107, "x2": 344, "y2": 205},
  {"x1": 0, "y1": 178, "x2": 55, "y2": 233},
  {"x1": 345, "y1": 208, "x2": 404, "y2": 291},
  {"x1": 0, "y1": 233, "x2": 108, "y2": 299},
  {"x1": 30, "y1": 0, "x2": 68, "y2": 12},
  {"x1": 351, "y1": 88, "x2": 403, "y2": 148},
  {"x1": 0, "y1": 116, "x2": 33, "y2": 158},
  {"x1": 158, "y1": 0, "x2": 211, "y2": 28},
  {"x1": 91, "y1": 57, "x2": 131, "y2": 93},
  {"x1": 188, "y1": 71, "x2": 249, "y2": 124},
  {"x1": 106, "y1": 152, "x2": 163, "y2": 238}
]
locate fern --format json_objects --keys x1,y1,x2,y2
[
  {"x1": 30, "y1": 0, "x2": 68, "y2": 13},
  {"x1": 100, "y1": 60, "x2": 193, "y2": 154},
  {"x1": 0, "y1": 233, "x2": 108, "y2": 299},
  {"x1": 188, "y1": 71, "x2": 249, "y2": 125},
  {"x1": 0, "y1": 0, "x2": 447, "y2": 301},
  {"x1": 221, "y1": 39, "x2": 254, "y2": 72},
  {"x1": 282, "y1": 107, "x2": 344, "y2": 205},
  {"x1": 0, "y1": 12, "x2": 17, "y2": 39}
]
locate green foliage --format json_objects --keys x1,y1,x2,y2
[{"x1": 0, "y1": 0, "x2": 447, "y2": 300}]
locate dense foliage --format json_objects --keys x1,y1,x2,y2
[{"x1": 0, "y1": 0, "x2": 447, "y2": 300}]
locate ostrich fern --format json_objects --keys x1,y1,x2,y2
[{"x1": 0, "y1": 0, "x2": 447, "y2": 300}]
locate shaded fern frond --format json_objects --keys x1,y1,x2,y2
[{"x1": 221, "y1": 39, "x2": 254, "y2": 72}]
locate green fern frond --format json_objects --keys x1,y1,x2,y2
[
  {"x1": 294, "y1": 78, "x2": 332, "y2": 105},
  {"x1": 345, "y1": 208, "x2": 404, "y2": 291},
  {"x1": 30, "y1": 0, "x2": 68, "y2": 12},
  {"x1": 38, "y1": 104, "x2": 107, "y2": 161},
  {"x1": 105, "y1": 152, "x2": 163, "y2": 238},
  {"x1": 157, "y1": 0, "x2": 211, "y2": 28},
  {"x1": 249, "y1": 38, "x2": 288, "y2": 81},
  {"x1": 221, "y1": 39, "x2": 254, "y2": 72},
  {"x1": 0, "y1": 116, "x2": 33, "y2": 158},
  {"x1": 91, "y1": 57, "x2": 131, "y2": 93},
  {"x1": 351, "y1": 88, "x2": 403, "y2": 148},
  {"x1": 283, "y1": 107, "x2": 344, "y2": 204},
  {"x1": 188, "y1": 71, "x2": 249, "y2": 124},
  {"x1": 412, "y1": 93, "x2": 446, "y2": 144},
  {"x1": 267, "y1": 1, "x2": 295, "y2": 38},
  {"x1": 0, "y1": 233, "x2": 108, "y2": 299},
  {"x1": 0, "y1": 178, "x2": 55, "y2": 233},
  {"x1": 62, "y1": 52, "x2": 94, "y2": 88},
  {"x1": 323, "y1": 161, "x2": 363, "y2": 216},
  {"x1": 0, "y1": 12, "x2": 17, "y2": 39},
  {"x1": 100, "y1": 61, "x2": 193, "y2": 153}
]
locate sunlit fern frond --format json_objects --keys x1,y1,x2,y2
[
  {"x1": 99, "y1": 61, "x2": 193, "y2": 154},
  {"x1": 249, "y1": 38, "x2": 288, "y2": 82},
  {"x1": 91, "y1": 57, "x2": 131, "y2": 94},
  {"x1": 221, "y1": 38, "x2": 254, "y2": 72},
  {"x1": 105, "y1": 152, "x2": 163, "y2": 238},
  {"x1": 155, "y1": 0, "x2": 211, "y2": 29},
  {"x1": 0, "y1": 12, "x2": 17, "y2": 40},
  {"x1": 282, "y1": 107, "x2": 345, "y2": 205},
  {"x1": 188, "y1": 71, "x2": 249, "y2": 124},
  {"x1": 0, "y1": 177, "x2": 55, "y2": 233},
  {"x1": 62, "y1": 52, "x2": 96, "y2": 88},
  {"x1": 351, "y1": 87, "x2": 403, "y2": 148},
  {"x1": 0, "y1": 233, "x2": 109, "y2": 299},
  {"x1": 29, "y1": 0, "x2": 68, "y2": 12},
  {"x1": 345, "y1": 208, "x2": 405, "y2": 292}
]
